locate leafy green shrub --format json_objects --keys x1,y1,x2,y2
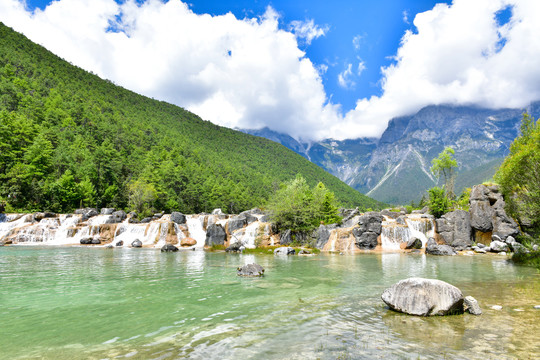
[
  {"x1": 427, "y1": 186, "x2": 450, "y2": 218},
  {"x1": 267, "y1": 174, "x2": 342, "y2": 232}
]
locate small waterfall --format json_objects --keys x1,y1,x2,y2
[
  {"x1": 380, "y1": 214, "x2": 435, "y2": 251},
  {"x1": 186, "y1": 215, "x2": 206, "y2": 249},
  {"x1": 322, "y1": 228, "x2": 357, "y2": 252},
  {"x1": 3, "y1": 215, "x2": 82, "y2": 245},
  {"x1": 404, "y1": 215, "x2": 435, "y2": 247},
  {"x1": 232, "y1": 222, "x2": 260, "y2": 249}
]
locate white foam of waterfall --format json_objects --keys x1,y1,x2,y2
[
  {"x1": 0, "y1": 215, "x2": 31, "y2": 241},
  {"x1": 186, "y1": 216, "x2": 206, "y2": 249},
  {"x1": 113, "y1": 220, "x2": 170, "y2": 248},
  {"x1": 380, "y1": 218, "x2": 409, "y2": 251},
  {"x1": 232, "y1": 222, "x2": 260, "y2": 249},
  {"x1": 404, "y1": 215, "x2": 435, "y2": 247},
  {"x1": 380, "y1": 214, "x2": 436, "y2": 251},
  {"x1": 87, "y1": 215, "x2": 112, "y2": 226},
  {"x1": 2, "y1": 215, "x2": 82, "y2": 245}
]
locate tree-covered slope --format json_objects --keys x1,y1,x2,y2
[{"x1": 0, "y1": 23, "x2": 384, "y2": 214}]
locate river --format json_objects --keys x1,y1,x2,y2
[{"x1": 0, "y1": 247, "x2": 538, "y2": 359}]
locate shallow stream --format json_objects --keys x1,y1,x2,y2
[{"x1": 0, "y1": 247, "x2": 538, "y2": 359}]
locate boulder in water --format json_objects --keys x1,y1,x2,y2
[
  {"x1": 131, "y1": 239, "x2": 143, "y2": 248},
  {"x1": 90, "y1": 238, "x2": 101, "y2": 244},
  {"x1": 464, "y1": 296, "x2": 482, "y2": 315},
  {"x1": 237, "y1": 263, "x2": 264, "y2": 277},
  {"x1": 274, "y1": 246, "x2": 295, "y2": 255},
  {"x1": 100, "y1": 208, "x2": 115, "y2": 215},
  {"x1": 180, "y1": 238, "x2": 197, "y2": 247},
  {"x1": 161, "y1": 244, "x2": 179, "y2": 252},
  {"x1": 426, "y1": 238, "x2": 456, "y2": 256},
  {"x1": 140, "y1": 217, "x2": 152, "y2": 223},
  {"x1": 381, "y1": 277, "x2": 464, "y2": 316},
  {"x1": 115, "y1": 240, "x2": 124, "y2": 247}
]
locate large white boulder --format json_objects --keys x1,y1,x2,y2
[{"x1": 382, "y1": 277, "x2": 464, "y2": 316}]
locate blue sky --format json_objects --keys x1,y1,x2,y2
[{"x1": 2, "y1": 0, "x2": 539, "y2": 140}]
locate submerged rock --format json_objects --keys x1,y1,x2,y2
[
  {"x1": 426, "y1": 238, "x2": 456, "y2": 256},
  {"x1": 464, "y1": 296, "x2": 482, "y2": 315},
  {"x1": 131, "y1": 239, "x2": 143, "y2": 248},
  {"x1": 237, "y1": 263, "x2": 264, "y2": 277},
  {"x1": 115, "y1": 240, "x2": 123, "y2": 247},
  {"x1": 381, "y1": 277, "x2": 464, "y2": 316},
  {"x1": 161, "y1": 244, "x2": 179, "y2": 252},
  {"x1": 274, "y1": 247, "x2": 295, "y2": 255}
]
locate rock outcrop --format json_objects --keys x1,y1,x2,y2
[
  {"x1": 469, "y1": 185, "x2": 519, "y2": 242},
  {"x1": 352, "y1": 212, "x2": 383, "y2": 249},
  {"x1": 436, "y1": 210, "x2": 472, "y2": 250},
  {"x1": 205, "y1": 223, "x2": 226, "y2": 246},
  {"x1": 381, "y1": 277, "x2": 464, "y2": 316}
]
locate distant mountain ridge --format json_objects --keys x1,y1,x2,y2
[{"x1": 241, "y1": 102, "x2": 540, "y2": 204}]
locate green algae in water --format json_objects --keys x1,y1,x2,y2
[{"x1": 0, "y1": 247, "x2": 539, "y2": 359}]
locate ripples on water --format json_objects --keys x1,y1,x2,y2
[{"x1": 0, "y1": 247, "x2": 539, "y2": 359}]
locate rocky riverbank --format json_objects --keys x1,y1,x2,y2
[{"x1": 0, "y1": 184, "x2": 529, "y2": 255}]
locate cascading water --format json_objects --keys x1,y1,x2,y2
[
  {"x1": 232, "y1": 222, "x2": 260, "y2": 249},
  {"x1": 380, "y1": 214, "x2": 436, "y2": 251},
  {"x1": 186, "y1": 215, "x2": 206, "y2": 249}
]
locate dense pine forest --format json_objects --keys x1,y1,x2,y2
[{"x1": 0, "y1": 23, "x2": 384, "y2": 215}]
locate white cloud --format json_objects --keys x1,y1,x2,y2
[
  {"x1": 357, "y1": 61, "x2": 366, "y2": 76},
  {"x1": 0, "y1": 0, "x2": 340, "y2": 141},
  {"x1": 289, "y1": 18, "x2": 328, "y2": 45},
  {"x1": 331, "y1": 0, "x2": 540, "y2": 139},
  {"x1": 402, "y1": 10, "x2": 409, "y2": 24},
  {"x1": 1, "y1": 0, "x2": 540, "y2": 141},
  {"x1": 352, "y1": 34, "x2": 362, "y2": 50},
  {"x1": 338, "y1": 63, "x2": 355, "y2": 89}
]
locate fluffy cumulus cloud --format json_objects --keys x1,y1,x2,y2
[
  {"x1": 335, "y1": 0, "x2": 540, "y2": 139},
  {"x1": 1, "y1": 0, "x2": 540, "y2": 140},
  {"x1": 0, "y1": 0, "x2": 340, "y2": 140}
]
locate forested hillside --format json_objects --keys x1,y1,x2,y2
[{"x1": 0, "y1": 23, "x2": 384, "y2": 214}]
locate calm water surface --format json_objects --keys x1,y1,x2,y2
[{"x1": 0, "y1": 247, "x2": 539, "y2": 359}]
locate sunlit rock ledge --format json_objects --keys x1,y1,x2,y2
[{"x1": 0, "y1": 185, "x2": 523, "y2": 254}]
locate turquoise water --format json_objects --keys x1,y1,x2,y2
[{"x1": 0, "y1": 247, "x2": 539, "y2": 359}]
